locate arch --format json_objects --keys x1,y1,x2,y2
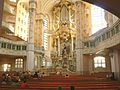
[
  {"x1": 38, "y1": 0, "x2": 120, "y2": 18},
  {"x1": 83, "y1": 0, "x2": 120, "y2": 18},
  {"x1": 0, "y1": 0, "x2": 4, "y2": 27}
]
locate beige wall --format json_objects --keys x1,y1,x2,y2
[
  {"x1": 0, "y1": 0, "x2": 4, "y2": 27},
  {"x1": 0, "y1": 56, "x2": 15, "y2": 71},
  {"x1": 83, "y1": 54, "x2": 91, "y2": 74},
  {"x1": 0, "y1": 55, "x2": 26, "y2": 71},
  {"x1": 118, "y1": 50, "x2": 120, "y2": 78},
  {"x1": 15, "y1": 0, "x2": 29, "y2": 41},
  {"x1": 83, "y1": 53, "x2": 111, "y2": 74}
]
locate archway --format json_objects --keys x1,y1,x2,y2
[{"x1": 83, "y1": 0, "x2": 120, "y2": 18}]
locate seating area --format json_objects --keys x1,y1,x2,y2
[{"x1": 0, "y1": 71, "x2": 120, "y2": 90}]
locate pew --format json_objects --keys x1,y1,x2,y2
[{"x1": 0, "y1": 72, "x2": 120, "y2": 90}]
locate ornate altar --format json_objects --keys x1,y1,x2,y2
[{"x1": 51, "y1": 0, "x2": 76, "y2": 72}]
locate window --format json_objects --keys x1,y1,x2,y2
[
  {"x1": 7, "y1": 43, "x2": 11, "y2": 49},
  {"x1": 111, "y1": 29, "x2": 115, "y2": 36},
  {"x1": 18, "y1": 17, "x2": 20, "y2": 21},
  {"x1": 19, "y1": 10, "x2": 20, "y2": 13},
  {"x1": 23, "y1": 5, "x2": 24, "y2": 8},
  {"x1": 91, "y1": 5, "x2": 107, "y2": 34},
  {"x1": 1, "y1": 42, "x2": 6, "y2": 48},
  {"x1": 22, "y1": 12, "x2": 24, "y2": 16},
  {"x1": 94, "y1": 56, "x2": 106, "y2": 68},
  {"x1": 102, "y1": 34, "x2": 105, "y2": 41},
  {"x1": 22, "y1": 46, "x2": 26, "y2": 50},
  {"x1": 35, "y1": 58, "x2": 38, "y2": 68},
  {"x1": 18, "y1": 26, "x2": 19, "y2": 30},
  {"x1": 12, "y1": 44, "x2": 16, "y2": 50},
  {"x1": 115, "y1": 25, "x2": 119, "y2": 33},
  {"x1": 21, "y1": 28, "x2": 23, "y2": 32},
  {"x1": 16, "y1": 45, "x2": 21, "y2": 50},
  {"x1": 2, "y1": 64, "x2": 11, "y2": 72},
  {"x1": 106, "y1": 31, "x2": 110, "y2": 38},
  {"x1": 21, "y1": 20, "x2": 23, "y2": 24},
  {"x1": 43, "y1": 18, "x2": 48, "y2": 50},
  {"x1": 15, "y1": 58, "x2": 23, "y2": 68},
  {"x1": 84, "y1": 42, "x2": 89, "y2": 48},
  {"x1": 90, "y1": 41, "x2": 95, "y2": 47}
]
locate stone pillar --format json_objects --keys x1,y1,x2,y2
[
  {"x1": 75, "y1": 1, "x2": 84, "y2": 74},
  {"x1": 110, "y1": 49, "x2": 120, "y2": 80},
  {"x1": 37, "y1": 56, "x2": 41, "y2": 69},
  {"x1": 27, "y1": 0, "x2": 36, "y2": 71},
  {"x1": 71, "y1": 36, "x2": 74, "y2": 57}
]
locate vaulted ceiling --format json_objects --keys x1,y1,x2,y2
[
  {"x1": 82, "y1": 0, "x2": 120, "y2": 18},
  {"x1": 19, "y1": 0, "x2": 120, "y2": 18},
  {"x1": 39, "y1": 0, "x2": 120, "y2": 18}
]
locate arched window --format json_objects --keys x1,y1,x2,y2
[
  {"x1": 15, "y1": 58, "x2": 23, "y2": 68},
  {"x1": 2, "y1": 64, "x2": 11, "y2": 71},
  {"x1": 43, "y1": 18, "x2": 48, "y2": 50},
  {"x1": 94, "y1": 56, "x2": 106, "y2": 68}
]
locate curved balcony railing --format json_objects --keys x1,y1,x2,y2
[
  {"x1": 4, "y1": 2, "x2": 16, "y2": 15},
  {"x1": 0, "y1": 37, "x2": 27, "y2": 56},
  {"x1": 2, "y1": 21, "x2": 15, "y2": 33},
  {"x1": 34, "y1": 46, "x2": 45, "y2": 54},
  {"x1": 1, "y1": 19, "x2": 120, "y2": 56},
  {"x1": 0, "y1": 37, "x2": 45, "y2": 56},
  {"x1": 83, "y1": 19, "x2": 120, "y2": 54},
  {"x1": 4, "y1": 15, "x2": 16, "y2": 23}
]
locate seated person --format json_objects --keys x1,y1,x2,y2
[
  {"x1": 20, "y1": 81, "x2": 28, "y2": 88},
  {"x1": 65, "y1": 73, "x2": 69, "y2": 78},
  {"x1": 33, "y1": 71, "x2": 39, "y2": 78},
  {"x1": 41, "y1": 72, "x2": 45, "y2": 77}
]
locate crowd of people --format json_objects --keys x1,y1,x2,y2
[
  {"x1": 0, "y1": 67, "x2": 70, "y2": 88},
  {"x1": 0, "y1": 71, "x2": 42, "y2": 88}
]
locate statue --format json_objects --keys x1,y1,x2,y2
[{"x1": 62, "y1": 39, "x2": 70, "y2": 56}]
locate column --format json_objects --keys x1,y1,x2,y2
[
  {"x1": 110, "y1": 49, "x2": 120, "y2": 80},
  {"x1": 27, "y1": 0, "x2": 36, "y2": 71},
  {"x1": 38, "y1": 19, "x2": 43, "y2": 46},
  {"x1": 37, "y1": 56, "x2": 41, "y2": 69},
  {"x1": 58, "y1": 37, "x2": 61, "y2": 56},
  {"x1": 75, "y1": 1, "x2": 84, "y2": 74},
  {"x1": 39, "y1": 19, "x2": 44, "y2": 46}
]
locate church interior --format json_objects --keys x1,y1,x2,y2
[{"x1": 0, "y1": 0, "x2": 120, "y2": 89}]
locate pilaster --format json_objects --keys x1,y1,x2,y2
[{"x1": 110, "y1": 49, "x2": 120, "y2": 80}]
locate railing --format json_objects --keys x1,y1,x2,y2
[
  {"x1": 2, "y1": 21, "x2": 15, "y2": 33},
  {"x1": 0, "y1": 19, "x2": 120, "y2": 56},
  {"x1": 4, "y1": 15, "x2": 16, "y2": 23},
  {"x1": 0, "y1": 37, "x2": 45, "y2": 56},
  {"x1": 0, "y1": 37, "x2": 27, "y2": 56},
  {"x1": 83, "y1": 19, "x2": 120, "y2": 54},
  {"x1": 34, "y1": 46, "x2": 45, "y2": 54}
]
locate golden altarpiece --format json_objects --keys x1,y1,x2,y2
[{"x1": 51, "y1": 0, "x2": 76, "y2": 72}]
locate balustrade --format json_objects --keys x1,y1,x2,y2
[{"x1": 84, "y1": 20, "x2": 120, "y2": 54}]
